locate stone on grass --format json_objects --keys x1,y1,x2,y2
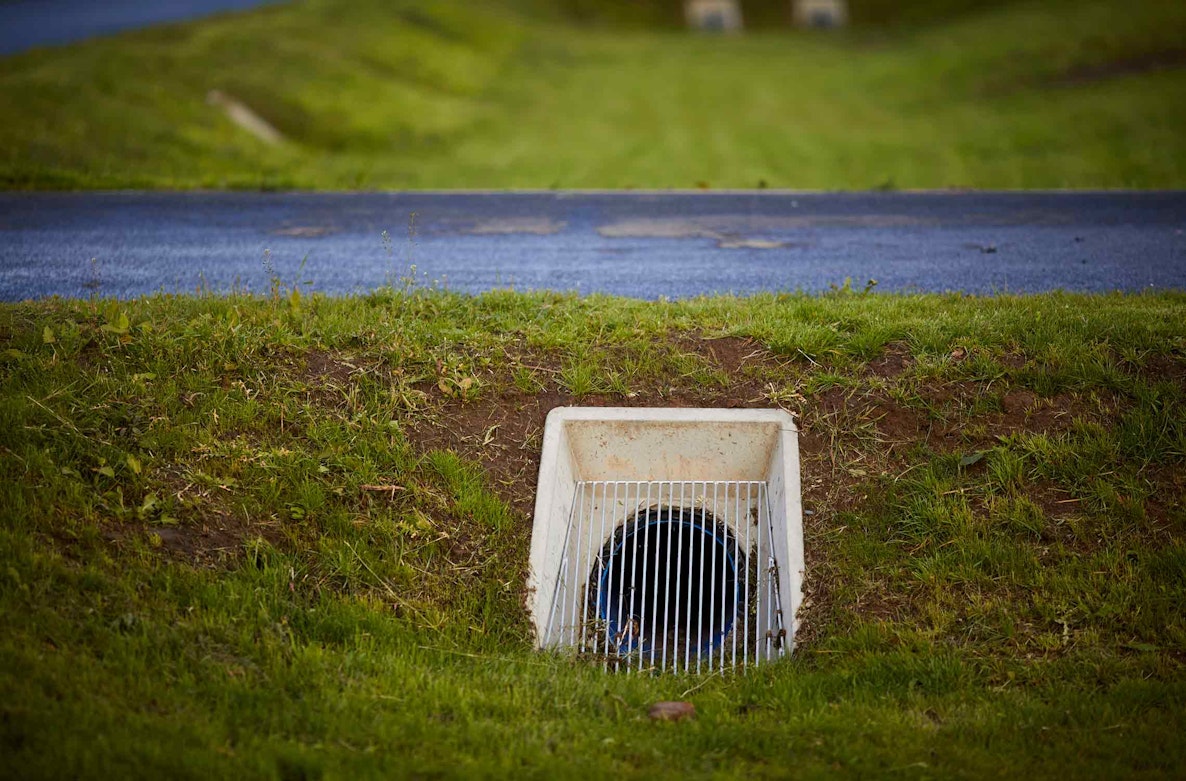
[{"x1": 649, "y1": 701, "x2": 696, "y2": 722}]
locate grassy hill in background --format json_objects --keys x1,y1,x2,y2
[{"x1": 0, "y1": 0, "x2": 1183, "y2": 189}]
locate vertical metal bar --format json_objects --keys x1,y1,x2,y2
[
  {"x1": 744, "y1": 478, "x2": 754, "y2": 668},
  {"x1": 718, "y1": 482, "x2": 727, "y2": 671},
  {"x1": 711, "y1": 483, "x2": 721, "y2": 673},
  {"x1": 769, "y1": 485, "x2": 776, "y2": 659},
  {"x1": 759, "y1": 482, "x2": 767, "y2": 663},
  {"x1": 650, "y1": 482, "x2": 662, "y2": 670},
  {"x1": 611, "y1": 482, "x2": 621, "y2": 663},
  {"x1": 687, "y1": 481, "x2": 696, "y2": 673},
  {"x1": 725, "y1": 483, "x2": 735, "y2": 673},
  {"x1": 578, "y1": 483, "x2": 596, "y2": 654},
  {"x1": 706, "y1": 483, "x2": 716, "y2": 673},
  {"x1": 638, "y1": 480, "x2": 652, "y2": 672},
  {"x1": 600, "y1": 481, "x2": 612, "y2": 669},
  {"x1": 581, "y1": 481, "x2": 595, "y2": 655},
  {"x1": 765, "y1": 483, "x2": 781, "y2": 660},
  {"x1": 678, "y1": 483, "x2": 687, "y2": 673},
  {"x1": 684, "y1": 481, "x2": 695, "y2": 673},
  {"x1": 696, "y1": 483, "x2": 706, "y2": 674},
  {"x1": 769, "y1": 484, "x2": 779, "y2": 658},
  {"x1": 568, "y1": 483, "x2": 585, "y2": 648},
  {"x1": 661, "y1": 481, "x2": 674, "y2": 673},
  {"x1": 625, "y1": 481, "x2": 640, "y2": 670},
  {"x1": 614, "y1": 481, "x2": 629, "y2": 668},
  {"x1": 753, "y1": 481, "x2": 762, "y2": 667}
]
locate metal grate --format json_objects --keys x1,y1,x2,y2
[{"x1": 542, "y1": 480, "x2": 786, "y2": 673}]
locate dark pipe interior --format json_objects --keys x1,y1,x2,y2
[{"x1": 594, "y1": 506, "x2": 742, "y2": 659}]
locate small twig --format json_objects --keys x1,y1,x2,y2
[
  {"x1": 519, "y1": 363, "x2": 562, "y2": 375},
  {"x1": 893, "y1": 463, "x2": 926, "y2": 482},
  {"x1": 360, "y1": 484, "x2": 405, "y2": 497},
  {"x1": 404, "y1": 532, "x2": 452, "y2": 558},
  {"x1": 679, "y1": 669, "x2": 725, "y2": 698},
  {"x1": 0, "y1": 445, "x2": 26, "y2": 466},
  {"x1": 416, "y1": 645, "x2": 550, "y2": 667},
  {"x1": 26, "y1": 395, "x2": 79, "y2": 433}
]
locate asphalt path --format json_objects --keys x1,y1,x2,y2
[
  {"x1": 0, "y1": 0, "x2": 286, "y2": 56},
  {"x1": 1, "y1": 191, "x2": 1184, "y2": 301}
]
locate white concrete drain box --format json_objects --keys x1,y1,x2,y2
[{"x1": 528, "y1": 407, "x2": 803, "y2": 672}]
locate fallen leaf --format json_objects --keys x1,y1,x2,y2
[
  {"x1": 1124, "y1": 641, "x2": 1159, "y2": 653},
  {"x1": 959, "y1": 452, "x2": 985, "y2": 467}
]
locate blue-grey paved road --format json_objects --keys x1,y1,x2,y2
[
  {"x1": 1, "y1": 191, "x2": 1183, "y2": 301},
  {"x1": 0, "y1": 0, "x2": 286, "y2": 56}
]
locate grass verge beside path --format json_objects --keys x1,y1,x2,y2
[
  {"x1": 1, "y1": 290, "x2": 1184, "y2": 777},
  {"x1": 1, "y1": 0, "x2": 1184, "y2": 189}
]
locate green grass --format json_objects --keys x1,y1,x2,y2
[
  {"x1": 1, "y1": 0, "x2": 1184, "y2": 189},
  {"x1": 2, "y1": 289, "x2": 1185, "y2": 777}
]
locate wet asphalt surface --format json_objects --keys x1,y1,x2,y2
[
  {"x1": 1, "y1": 191, "x2": 1183, "y2": 301},
  {"x1": 0, "y1": 0, "x2": 286, "y2": 56}
]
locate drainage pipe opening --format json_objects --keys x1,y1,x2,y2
[{"x1": 591, "y1": 506, "x2": 744, "y2": 670}]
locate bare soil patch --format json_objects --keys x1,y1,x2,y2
[
  {"x1": 1051, "y1": 49, "x2": 1186, "y2": 87},
  {"x1": 1137, "y1": 353, "x2": 1186, "y2": 386},
  {"x1": 302, "y1": 349, "x2": 357, "y2": 385},
  {"x1": 104, "y1": 507, "x2": 281, "y2": 568},
  {"x1": 867, "y1": 343, "x2": 913, "y2": 379},
  {"x1": 404, "y1": 336, "x2": 788, "y2": 517},
  {"x1": 992, "y1": 390, "x2": 1095, "y2": 436}
]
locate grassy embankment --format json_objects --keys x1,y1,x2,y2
[
  {"x1": 2, "y1": 289, "x2": 1185, "y2": 776},
  {"x1": 1, "y1": 0, "x2": 1184, "y2": 189}
]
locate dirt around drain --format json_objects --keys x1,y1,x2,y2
[
  {"x1": 403, "y1": 336, "x2": 786, "y2": 519},
  {"x1": 103, "y1": 510, "x2": 280, "y2": 569}
]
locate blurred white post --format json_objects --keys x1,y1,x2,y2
[
  {"x1": 792, "y1": 0, "x2": 848, "y2": 28},
  {"x1": 684, "y1": 0, "x2": 743, "y2": 32}
]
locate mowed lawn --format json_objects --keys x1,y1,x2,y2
[
  {"x1": 1, "y1": 290, "x2": 1185, "y2": 777},
  {"x1": 1, "y1": 0, "x2": 1184, "y2": 189}
]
